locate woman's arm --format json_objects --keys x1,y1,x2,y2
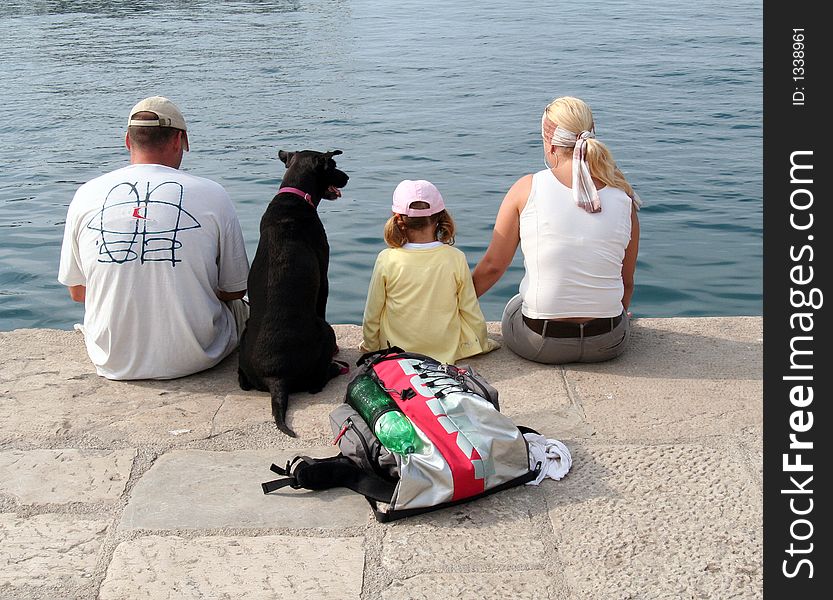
[
  {"x1": 621, "y1": 203, "x2": 640, "y2": 312},
  {"x1": 472, "y1": 175, "x2": 531, "y2": 297}
]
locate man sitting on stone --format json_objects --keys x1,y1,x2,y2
[{"x1": 58, "y1": 96, "x2": 250, "y2": 380}]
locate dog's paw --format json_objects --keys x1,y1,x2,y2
[
  {"x1": 238, "y1": 369, "x2": 253, "y2": 391},
  {"x1": 333, "y1": 360, "x2": 349, "y2": 375}
]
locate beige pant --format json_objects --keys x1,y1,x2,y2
[
  {"x1": 500, "y1": 294, "x2": 630, "y2": 364},
  {"x1": 226, "y1": 298, "x2": 250, "y2": 343}
]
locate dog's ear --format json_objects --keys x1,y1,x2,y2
[
  {"x1": 322, "y1": 150, "x2": 342, "y2": 170},
  {"x1": 278, "y1": 150, "x2": 294, "y2": 166}
]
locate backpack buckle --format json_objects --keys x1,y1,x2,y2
[{"x1": 262, "y1": 460, "x2": 306, "y2": 493}]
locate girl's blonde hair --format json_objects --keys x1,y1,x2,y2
[
  {"x1": 383, "y1": 202, "x2": 456, "y2": 248},
  {"x1": 544, "y1": 96, "x2": 636, "y2": 199}
]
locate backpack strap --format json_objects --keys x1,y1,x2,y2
[
  {"x1": 517, "y1": 425, "x2": 541, "y2": 436},
  {"x1": 261, "y1": 454, "x2": 396, "y2": 503},
  {"x1": 261, "y1": 456, "x2": 311, "y2": 493},
  {"x1": 355, "y1": 346, "x2": 406, "y2": 367}
]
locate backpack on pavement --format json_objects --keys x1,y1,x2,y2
[{"x1": 261, "y1": 347, "x2": 542, "y2": 522}]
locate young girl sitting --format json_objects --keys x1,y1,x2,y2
[{"x1": 361, "y1": 179, "x2": 500, "y2": 364}]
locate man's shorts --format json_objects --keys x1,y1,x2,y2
[{"x1": 227, "y1": 298, "x2": 250, "y2": 343}]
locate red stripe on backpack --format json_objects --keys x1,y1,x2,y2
[{"x1": 373, "y1": 359, "x2": 485, "y2": 500}]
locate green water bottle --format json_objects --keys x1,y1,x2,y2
[{"x1": 347, "y1": 374, "x2": 417, "y2": 455}]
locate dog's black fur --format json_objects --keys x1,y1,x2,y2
[{"x1": 237, "y1": 149, "x2": 349, "y2": 436}]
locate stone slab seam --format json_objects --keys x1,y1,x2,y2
[
  {"x1": 559, "y1": 365, "x2": 589, "y2": 425},
  {"x1": 734, "y1": 428, "x2": 763, "y2": 496},
  {"x1": 67, "y1": 447, "x2": 156, "y2": 600},
  {"x1": 107, "y1": 527, "x2": 371, "y2": 541},
  {"x1": 357, "y1": 523, "x2": 385, "y2": 598},
  {"x1": 207, "y1": 395, "x2": 227, "y2": 438}
]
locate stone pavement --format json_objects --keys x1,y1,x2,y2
[{"x1": 0, "y1": 318, "x2": 763, "y2": 599}]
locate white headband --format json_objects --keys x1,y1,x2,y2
[{"x1": 542, "y1": 112, "x2": 601, "y2": 213}]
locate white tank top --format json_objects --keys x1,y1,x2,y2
[{"x1": 519, "y1": 169, "x2": 633, "y2": 318}]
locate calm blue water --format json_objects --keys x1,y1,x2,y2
[{"x1": 0, "y1": 0, "x2": 762, "y2": 330}]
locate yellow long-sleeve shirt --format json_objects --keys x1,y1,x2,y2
[{"x1": 361, "y1": 244, "x2": 500, "y2": 364}]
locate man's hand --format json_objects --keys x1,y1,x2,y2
[
  {"x1": 68, "y1": 285, "x2": 86, "y2": 303},
  {"x1": 216, "y1": 289, "x2": 246, "y2": 302}
]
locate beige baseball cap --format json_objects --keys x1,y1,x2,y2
[{"x1": 127, "y1": 96, "x2": 189, "y2": 149}]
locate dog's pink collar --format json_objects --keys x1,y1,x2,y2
[{"x1": 278, "y1": 186, "x2": 314, "y2": 207}]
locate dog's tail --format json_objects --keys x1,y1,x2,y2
[{"x1": 265, "y1": 377, "x2": 296, "y2": 438}]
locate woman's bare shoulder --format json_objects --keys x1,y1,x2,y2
[
  {"x1": 503, "y1": 173, "x2": 534, "y2": 208},
  {"x1": 509, "y1": 173, "x2": 534, "y2": 192}
]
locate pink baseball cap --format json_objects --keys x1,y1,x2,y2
[{"x1": 391, "y1": 179, "x2": 446, "y2": 217}]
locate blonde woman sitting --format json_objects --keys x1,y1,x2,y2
[{"x1": 473, "y1": 96, "x2": 641, "y2": 364}]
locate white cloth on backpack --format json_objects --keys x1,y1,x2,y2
[{"x1": 523, "y1": 432, "x2": 572, "y2": 485}]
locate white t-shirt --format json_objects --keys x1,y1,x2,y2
[
  {"x1": 58, "y1": 163, "x2": 250, "y2": 380},
  {"x1": 519, "y1": 169, "x2": 633, "y2": 318}
]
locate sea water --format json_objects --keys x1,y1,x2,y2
[{"x1": 0, "y1": 0, "x2": 762, "y2": 330}]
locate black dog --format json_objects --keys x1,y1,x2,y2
[{"x1": 238, "y1": 149, "x2": 349, "y2": 436}]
